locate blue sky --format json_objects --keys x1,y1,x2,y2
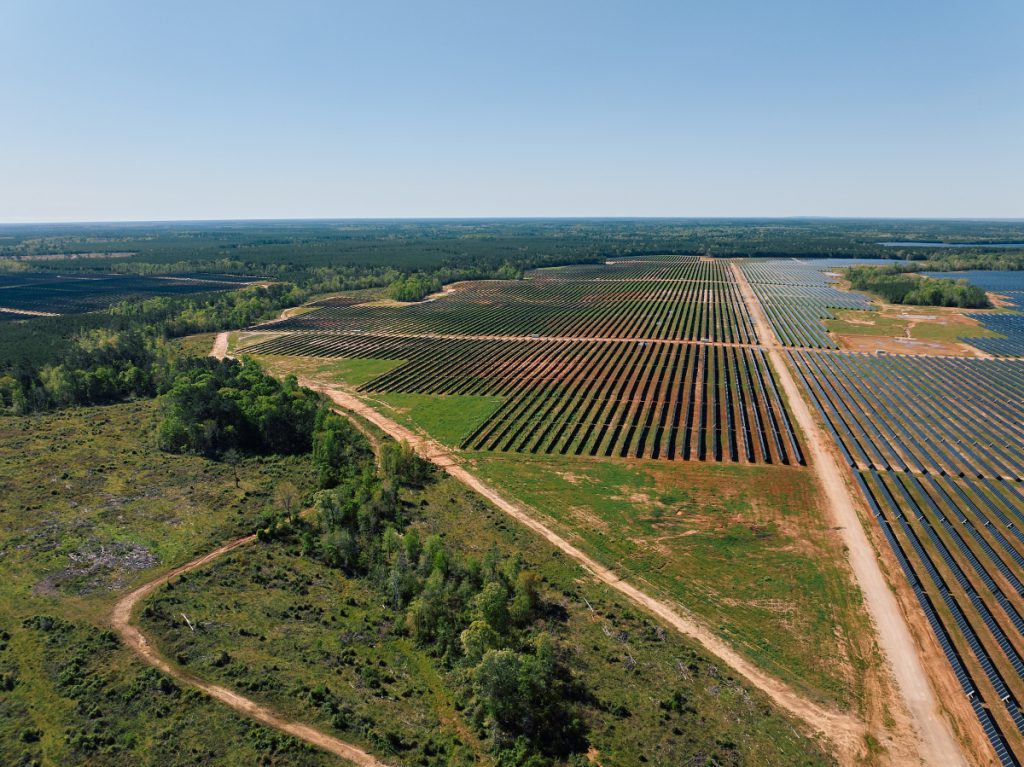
[{"x1": 1, "y1": 0, "x2": 1021, "y2": 221}]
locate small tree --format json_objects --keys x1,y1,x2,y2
[
  {"x1": 274, "y1": 480, "x2": 300, "y2": 518},
  {"x1": 223, "y1": 448, "x2": 241, "y2": 488}
]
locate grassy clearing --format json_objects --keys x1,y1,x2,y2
[
  {"x1": 911, "y1": 316, "x2": 1001, "y2": 341},
  {"x1": 466, "y1": 452, "x2": 876, "y2": 713},
  {"x1": 827, "y1": 307, "x2": 1001, "y2": 343},
  {"x1": 238, "y1": 353, "x2": 403, "y2": 389},
  {"x1": 244, "y1": 353, "x2": 406, "y2": 389},
  {"x1": 169, "y1": 332, "x2": 217, "y2": 357},
  {"x1": 310, "y1": 357, "x2": 407, "y2": 388},
  {"x1": 140, "y1": 474, "x2": 834, "y2": 766},
  {"x1": 368, "y1": 392, "x2": 505, "y2": 447},
  {"x1": 0, "y1": 401, "x2": 331, "y2": 766},
  {"x1": 825, "y1": 310, "x2": 909, "y2": 337},
  {"x1": 247, "y1": 351, "x2": 505, "y2": 447}
]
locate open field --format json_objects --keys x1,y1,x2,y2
[
  {"x1": 824, "y1": 307, "x2": 1001, "y2": 356},
  {"x1": 465, "y1": 452, "x2": 878, "y2": 713}
]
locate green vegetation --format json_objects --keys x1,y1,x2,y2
[
  {"x1": 0, "y1": 282, "x2": 306, "y2": 372},
  {"x1": 845, "y1": 266, "x2": 989, "y2": 308},
  {"x1": 825, "y1": 311, "x2": 911, "y2": 338},
  {"x1": 911, "y1": 317, "x2": 1001, "y2": 342},
  {"x1": 468, "y1": 453, "x2": 877, "y2": 713},
  {"x1": 371, "y1": 392, "x2": 506, "y2": 447},
  {"x1": 0, "y1": 400, "x2": 331, "y2": 766},
  {"x1": 386, "y1": 272, "x2": 441, "y2": 302},
  {"x1": 156, "y1": 359, "x2": 321, "y2": 456},
  {"x1": 239, "y1": 353, "x2": 407, "y2": 389},
  {"x1": 826, "y1": 308, "x2": 1003, "y2": 344},
  {"x1": 141, "y1": 467, "x2": 834, "y2": 767}
]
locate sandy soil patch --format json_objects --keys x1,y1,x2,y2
[{"x1": 834, "y1": 334, "x2": 985, "y2": 357}]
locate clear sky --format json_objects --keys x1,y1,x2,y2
[{"x1": 1, "y1": 0, "x2": 1021, "y2": 222}]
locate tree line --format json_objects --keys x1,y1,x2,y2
[{"x1": 845, "y1": 266, "x2": 990, "y2": 308}]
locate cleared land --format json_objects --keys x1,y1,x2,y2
[
  {"x1": 467, "y1": 453, "x2": 875, "y2": 710},
  {"x1": 0, "y1": 401, "x2": 335, "y2": 766}
]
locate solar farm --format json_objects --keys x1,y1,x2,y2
[
  {"x1": 0, "y1": 271, "x2": 258, "y2": 316},
  {"x1": 245, "y1": 257, "x2": 800, "y2": 464},
  {"x1": 924, "y1": 270, "x2": 1024, "y2": 357},
  {"x1": 790, "y1": 352, "x2": 1024, "y2": 762},
  {"x1": 739, "y1": 259, "x2": 876, "y2": 348},
  {"x1": 241, "y1": 254, "x2": 1024, "y2": 764}
]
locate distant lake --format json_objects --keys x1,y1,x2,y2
[{"x1": 879, "y1": 241, "x2": 1024, "y2": 249}]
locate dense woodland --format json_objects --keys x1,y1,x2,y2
[
  {"x1": 845, "y1": 266, "x2": 991, "y2": 308},
  {"x1": 2, "y1": 218, "x2": 1023, "y2": 270}
]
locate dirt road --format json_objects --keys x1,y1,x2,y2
[
  {"x1": 110, "y1": 535, "x2": 391, "y2": 767},
  {"x1": 731, "y1": 263, "x2": 968, "y2": 767},
  {"x1": 210, "y1": 331, "x2": 229, "y2": 359},
  {"x1": 300, "y1": 376, "x2": 871, "y2": 764}
]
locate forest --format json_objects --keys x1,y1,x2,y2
[
  {"x1": 2, "y1": 218, "x2": 1024, "y2": 271},
  {"x1": 845, "y1": 266, "x2": 990, "y2": 307}
]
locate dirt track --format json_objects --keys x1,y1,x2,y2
[
  {"x1": 300, "y1": 376, "x2": 872, "y2": 764},
  {"x1": 731, "y1": 263, "x2": 968, "y2": 767},
  {"x1": 110, "y1": 535, "x2": 391, "y2": 767},
  {"x1": 210, "y1": 330, "x2": 229, "y2": 359}
]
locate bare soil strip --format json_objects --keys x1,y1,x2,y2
[
  {"x1": 110, "y1": 535, "x2": 391, "y2": 767},
  {"x1": 249, "y1": 327, "x2": 763, "y2": 349},
  {"x1": 210, "y1": 330, "x2": 229, "y2": 359},
  {"x1": 731, "y1": 263, "x2": 968, "y2": 767},
  {"x1": 0, "y1": 306, "x2": 61, "y2": 317},
  {"x1": 299, "y1": 375, "x2": 870, "y2": 764}
]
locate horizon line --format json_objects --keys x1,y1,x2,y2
[{"x1": 2, "y1": 215, "x2": 1024, "y2": 227}]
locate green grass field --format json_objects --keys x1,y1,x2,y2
[
  {"x1": 369, "y1": 392, "x2": 505, "y2": 447},
  {"x1": 466, "y1": 452, "x2": 878, "y2": 714}
]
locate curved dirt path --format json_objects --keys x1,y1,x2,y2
[
  {"x1": 299, "y1": 376, "x2": 870, "y2": 764},
  {"x1": 111, "y1": 535, "x2": 391, "y2": 767},
  {"x1": 731, "y1": 263, "x2": 968, "y2": 767}
]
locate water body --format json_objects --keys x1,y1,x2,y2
[{"x1": 879, "y1": 241, "x2": 1024, "y2": 249}]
